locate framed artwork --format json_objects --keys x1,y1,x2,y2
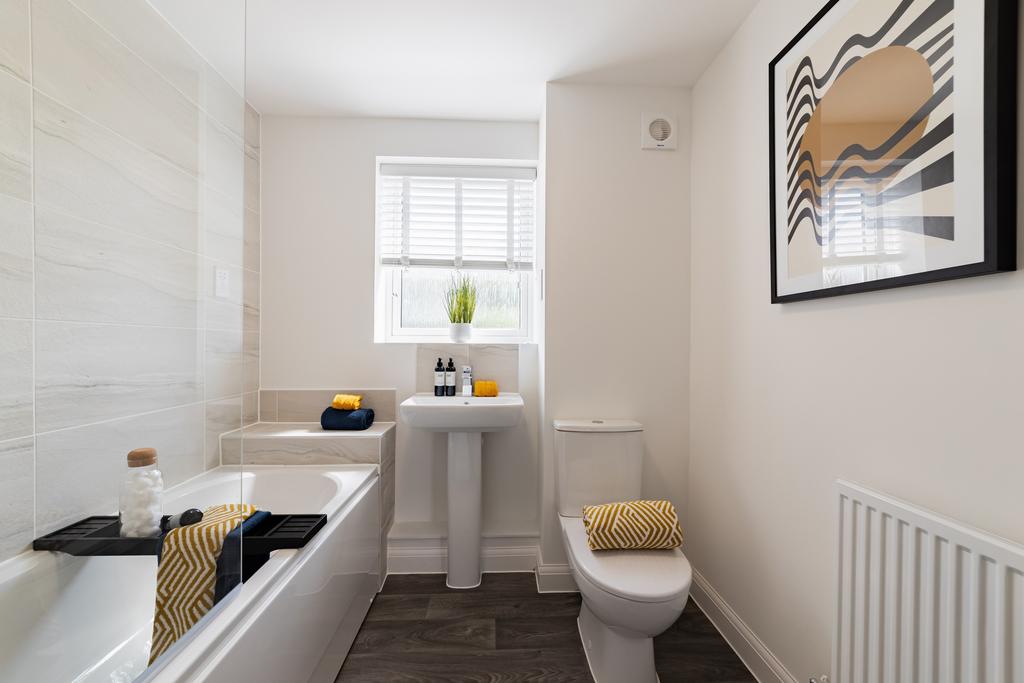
[{"x1": 769, "y1": 0, "x2": 1018, "y2": 303}]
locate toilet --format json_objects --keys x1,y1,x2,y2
[{"x1": 555, "y1": 419, "x2": 692, "y2": 683}]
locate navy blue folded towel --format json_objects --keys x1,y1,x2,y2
[
  {"x1": 320, "y1": 407, "x2": 375, "y2": 431},
  {"x1": 214, "y1": 509, "x2": 273, "y2": 604}
]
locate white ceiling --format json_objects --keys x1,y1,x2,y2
[{"x1": 243, "y1": 0, "x2": 757, "y2": 120}]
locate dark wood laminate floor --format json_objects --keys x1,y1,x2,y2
[{"x1": 336, "y1": 573, "x2": 754, "y2": 682}]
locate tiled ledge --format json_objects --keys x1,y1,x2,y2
[{"x1": 220, "y1": 421, "x2": 396, "y2": 466}]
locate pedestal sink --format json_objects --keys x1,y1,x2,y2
[{"x1": 400, "y1": 393, "x2": 524, "y2": 588}]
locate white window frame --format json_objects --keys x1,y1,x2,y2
[{"x1": 373, "y1": 156, "x2": 537, "y2": 344}]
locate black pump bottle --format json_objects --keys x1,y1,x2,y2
[
  {"x1": 445, "y1": 358, "x2": 457, "y2": 396},
  {"x1": 434, "y1": 358, "x2": 445, "y2": 396}
]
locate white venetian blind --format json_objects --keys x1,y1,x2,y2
[{"x1": 378, "y1": 163, "x2": 536, "y2": 271}]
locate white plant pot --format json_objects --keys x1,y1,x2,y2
[{"x1": 449, "y1": 323, "x2": 473, "y2": 344}]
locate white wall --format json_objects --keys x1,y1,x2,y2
[
  {"x1": 688, "y1": 2, "x2": 1024, "y2": 680},
  {"x1": 540, "y1": 83, "x2": 691, "y2": 570},
  {"x1": 259, "y1": 116, "x2": 541, "y2": 536}
]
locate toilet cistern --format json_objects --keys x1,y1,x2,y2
[{"x1": 400, "y1": 392, "x2": 524, "y2": 588}]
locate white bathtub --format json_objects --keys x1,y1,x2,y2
[{"x1": 0, "y1": 465, "x2": 380, "y2": 683}]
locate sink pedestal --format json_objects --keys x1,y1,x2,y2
[
  {"x1": 398, "y1": 393, "x2": 525, "y2": 590},
  {"x1": 446, "y1": 432, "x2": 482, "y2": 589}
]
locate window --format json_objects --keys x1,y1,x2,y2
[{"x1": 374, "y1": 158, "x2": 537, "y2": 343}]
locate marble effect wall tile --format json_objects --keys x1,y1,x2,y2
[
  {"x1": 0, "y1": 70, "x2": 31, "y2": 202},
  {"x1": 202, "y1": 65, "x2": 244, "y2": 139},
  {"x1": 202, "y1": 185, "x2": 244, "y2": 268},
  {"x1": 243, "y1": 268, "x2": 260, "y2": 332},
  {"x1": 203, "y1": 259, "x2": 243, "y2": 331},
  {"x1": 69, "y1": 0, "x2": 245, "y2": 138},
  {"x1": 381, "y1": 456, "x2": 395, "y2": 529},
  {"x1": 0, "y1": 319, "x2": 32, "y2": 441},
  {"x1": 35, "y1": 321, "x2": 202, "y2": 432},
  {"x1": 244, "y1": 103, "x2": 260, "y2": 156},
  {"x1": 221, "y1": 432, "x2": 383, "y2": 466},
  {"x1": 32, "y1": 0, "x2": 200, "y2": 175},
  {"x1": 270, "y1": 389, "x2": 397, "y2": 423},
  {"x1": 220, "y1": 423, "x2": 394, "y2": 466},
  {"x1": 34, "y1": 93, "x2": 200, "y2": 252},
  {"x1": 242, "y1": 392, "x2": 258, "y2": 426},
  {"x1": 0, "y1": 436, "x2": 33, "y2": 562},
  {"x1": 205, "y1": 329, "x2": 243, "y2": 401},
  {"x1": 244, "y1": 145, "x2": 260, "y2": 213},
  {"x1": 45, "y1": 0, "x2": 246, "y2": 135},
  {"x1": 203, "y1": 118, "x2": 244, "y2": 202},
  {"x1": 466, "y1": 344, "x2": 519, "y2": 392},
  {"x1": 0, "y1": 0, "x2": 30, "y2": 82},
  {"x1": 36, "y1": 403, "x2": 203, "y2": 534},
  {"x1": 4, "y1": 0, "x2": 260, "y2": 566},
  {"x1": 0, "y1": 194, "x2": 32, "y2": 318},
  {"x1": 243, "y1": 209, "x2": 260, "y2": 273},
  {"x1": 258, "y1": 390, "x2": 278, "y2": 421},
  {"x1": 61, "y1": 0, "x2": 244, "y2": 138},
  {"x1": 204, "y1": 396, "x2": 240, "y2": 470},
  {"x1": 243, "y1": 331, "x2": 259, "y2": 394},
  {"x1": 69, "y1": 0, "x2": 202, "y2": 102},
  {"x1": 416, "y1": 344, "x2": 519, "y2": 394},
  {"x1": 35, "y1": 207, "x2": 199, "y2": 327}
]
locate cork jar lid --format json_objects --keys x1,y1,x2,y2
[{"x1": 127, "y1": 447, "x2": 157, "y2": 468}]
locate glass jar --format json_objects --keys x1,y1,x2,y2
[{"x1": 118, "y1": 448, "x2": 163, "y2": 537}]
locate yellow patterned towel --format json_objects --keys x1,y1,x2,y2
[
  {"x1": 332, "y1": 393, "x2": 362, "y2": 410},
  {"x1": 473, "y1": 380, "x2": 499, "y2": 397},
  {"x1": 582, "y1": 500, "x2": 683, "y2": 550},
  {"x1": 150, "y1": 503, "x2": 257, "y2": 664}
]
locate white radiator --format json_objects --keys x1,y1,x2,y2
[{"x1": 833, "y1": 481, "x2": 1024, "y2": 683}]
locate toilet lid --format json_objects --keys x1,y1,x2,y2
[{"x1": 560, "y1": 516, "x2": 692, "y2": 603}]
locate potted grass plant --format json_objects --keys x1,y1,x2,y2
[{"x1": 444, "y1": 275, "x2": 477, "y2": 343}]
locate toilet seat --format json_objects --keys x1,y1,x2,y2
[{"x1": 559, "y1": 515, "x2": 691, "y2": 603}]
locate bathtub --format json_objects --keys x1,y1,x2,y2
[{"x1": 0, "y1": 465, "x2": 380, "y2": 683}]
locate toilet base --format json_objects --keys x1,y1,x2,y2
[{"x1": 577, "y1": 601, "x2": 659, "y2": 683}]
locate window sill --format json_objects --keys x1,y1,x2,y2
[
  {"x1": 376, "y1": 337, "x2": 534, "y2": 345},
  {"x1": 376, "y1": 335, "x2": 536, "y2": 348}
]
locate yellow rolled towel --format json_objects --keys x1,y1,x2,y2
[
  {"x1": 582, "y1": 500, "x2": 683, "y2": 550},
  {"x1": 473, "y1": 380, "x2": 499, "y2": 397},
  {"x1": 331, "y1": 393, "x2": 362, "y2": 410}
]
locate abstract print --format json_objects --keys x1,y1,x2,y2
[{"x1": 783, "y1": 0, "x2": 956, "y2": 281}]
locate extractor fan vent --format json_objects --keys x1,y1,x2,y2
[{"x1": 641, "y1": 113, "x2": 677, "y2": 150}]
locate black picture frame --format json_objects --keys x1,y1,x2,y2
[{"x1": 768, "y1": 0, "x2": 1019, "y2": 304}]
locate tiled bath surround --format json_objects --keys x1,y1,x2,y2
[
  {"x1": 0, "y1": 0, "x2": 260, "y2": 562},
  {"x1": 243, "y1": 387, "x2": 397, "y2": 583}
]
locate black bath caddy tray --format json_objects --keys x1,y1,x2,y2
[{"x1": 33, "y1": 513, "x2": 327, "y2": 557}]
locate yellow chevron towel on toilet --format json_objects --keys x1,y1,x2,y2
[{"x1": 582, "y1": 500, "x2": 683, "y2": 550}]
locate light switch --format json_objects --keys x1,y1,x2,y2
[{"x1": 214, "y1": 267, "x2": 230, "y2": 299}]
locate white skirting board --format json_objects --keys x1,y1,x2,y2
[
  {"x1": 690, "y1": 569, "x2": 799, "y2": 683},
  {"x1": 535, "y1": 562, "x2": 578, "y2": 593},
  {"x1": 388, "y1": 535, "x2": 540, "y2": 574}
]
